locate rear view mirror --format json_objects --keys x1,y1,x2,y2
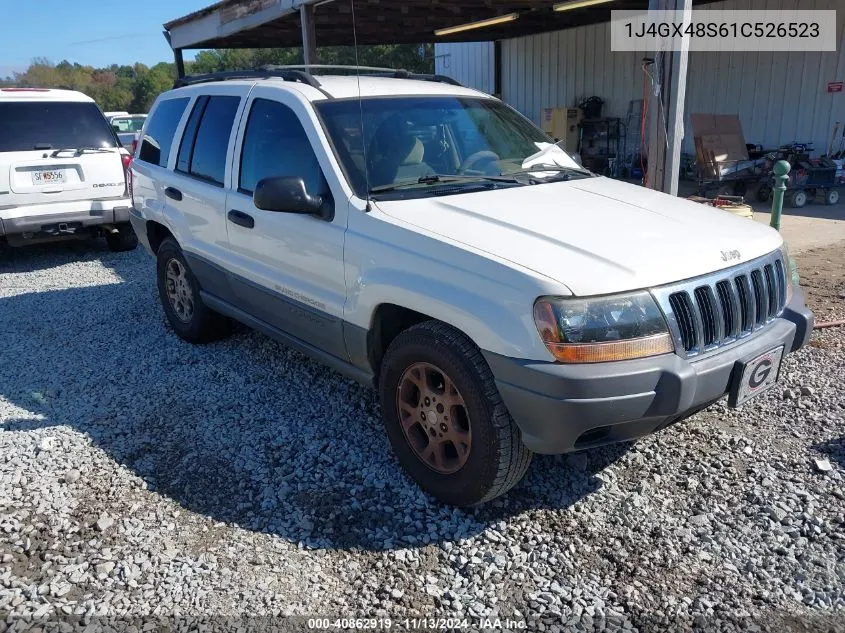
[{"x1": 253, "y1": 176, "x2": 331, "y2": 219}]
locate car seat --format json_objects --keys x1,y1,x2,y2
[{"x1": 368, "y1": 117, "x2": 435, "y2": 188}]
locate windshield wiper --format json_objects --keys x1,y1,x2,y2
[
  {"x1": 501, "y1": 163, "x2": 593, "y2": 179},
  {"x1": 370, "y1": 173, "x2": 521, "y2": 194},
  {"x1": 50, "y1": 147, "x2": 113, "y2": 158}
]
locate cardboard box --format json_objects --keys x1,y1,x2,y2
[
  {"x1": 691, "y1": 113, "x2": 749, "y2": 179},
  {"x1": 542, "y1": 107, "x2": 583, "y2": 153}
]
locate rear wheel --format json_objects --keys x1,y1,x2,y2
[
  {"x1": 378, "y1": 321, "x2": 532, "y2": 506},
  {"x1": 156, "y1": 238, "x2": 230, "y2": 343},
  {"x1": 105, "y1": 223, "x2": 138, "y2": 252},
  {"x1": 824, "y1": 188, "x2": 840, "y2": 205}
]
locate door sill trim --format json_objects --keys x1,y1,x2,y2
[{"x1": 200, "y1": 291, "x2": 374, "y2": 387}]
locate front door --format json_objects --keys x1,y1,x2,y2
[{"x1": 223, "y1": 87, "x2": 348, "y2": 357}]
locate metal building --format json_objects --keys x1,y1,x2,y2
[{"x1": 436, "y1": 0, "x2": 845, "y2": 154}]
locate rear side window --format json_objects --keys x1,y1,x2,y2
[
  {"x1": 176, "y1": 96, "x2": 208, "y2": 173},
  {"x1": 138, "y1": 97, "x2": 189, "y2": 167},
  {"x1": 180, "y1": 96, "x2": 240, "y2": 186},
  {"x1": 0, "y1": 101, "x2": 117, "y2": 152}
]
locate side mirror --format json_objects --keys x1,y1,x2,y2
[{"x1": 254, "y1": 176, "x2": 330, "y2": 219}]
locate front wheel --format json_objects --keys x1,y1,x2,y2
[{"x1": 378, "y1": 321, "x2": 532, "y2": 506}]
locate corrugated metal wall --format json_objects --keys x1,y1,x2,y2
[
  {"x1": 435, "y1": 0, "x2": 845, "y2": 154},
  {"x1": 434, "y1": 41, "x2": 495, "y2": 95}
]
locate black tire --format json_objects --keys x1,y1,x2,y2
[
  {"x1": 0, "y1": 238, "x2": 14, "y2": 269},
  {"x1": 731, "y1": 181, "x2": 747, "y2": 197},
  {"x1": 756, "y1": 184, "x2": 772, "y2": 203},
  {"x1": 378, "y1": 321, "x2": 532, "y2": 506},
  {"x1": 789, "y1": 190, "x2": 807, "y2": 208},
  {"x1": 824, "y1": 188, "x2": 840, "y2": 205},
  {"x1": 156, "y1": 237, "x2": 230, "y2": 343},
  {"x1": 106, "y1": 223, "x2": 139, "y2": 252}
]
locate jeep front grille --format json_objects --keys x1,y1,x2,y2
[{"x1": 652, "y1": 251, "x2": 788, "y2": 358}]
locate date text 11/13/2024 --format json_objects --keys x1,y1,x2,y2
[{"x1": 307, "y1": 618, "x2": 527, "y2": 630}]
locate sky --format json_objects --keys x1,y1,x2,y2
[{"x1": 0, "y1": 0, "x2": 205, "y2": 78}]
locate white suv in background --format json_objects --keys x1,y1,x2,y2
[
  {"x1": 130, "y1": 67, "x2": 813, "y2": 506},
  {"x1": 0, "y1": 88, "x2": 136, "y2": 252}
]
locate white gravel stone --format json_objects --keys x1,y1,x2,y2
[{"x1": 0, "y1": 243, "x2": 843, "y2": 631}]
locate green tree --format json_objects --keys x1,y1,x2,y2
[
  {"x1": 132, "y1": 67, "x2": 173, "y2": 112},
  {"x1": 4, "y1": 44, "x2": 434, "y2": 114}
]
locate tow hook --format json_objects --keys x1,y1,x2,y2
[{"x1": 100, "y1": 224, "x2": 119, "y2": 234}]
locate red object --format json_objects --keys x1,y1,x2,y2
[
  {"x1": 829, "y1": 81, "x2": 844, "y2": 93},
  {"x1": 121, "y1": 153, "x2": 132, "y2": 200}
]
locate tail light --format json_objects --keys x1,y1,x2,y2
[{"x1": 121, "y1": 153, "x2": 132, "y2": 200}]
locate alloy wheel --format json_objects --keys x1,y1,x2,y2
[
  {"x1": 165, "y1": 258, "x2": 194, "y2": 323},
  {"x1": 396, "y1": 362, "x2": 472, "y2": 474}
]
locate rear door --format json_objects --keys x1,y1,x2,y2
[
  {"x1": 157, "y1": 87, "x2": 245, "y2": 275},
  {"x1": 0, "y1": 99, "x2": 126, "y2": 210}
]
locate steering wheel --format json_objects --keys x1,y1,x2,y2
[{"x1": 458, "y1": 150, "x2": 500, "y2": 174}]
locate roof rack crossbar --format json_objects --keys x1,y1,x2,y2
[
  {"x1": 172, "y1": 65, "x2": 464, "y2": 91},
  {"x1": 173, "y1": 68, "x2": 322, "y2": 90},
  {"x1": 262, "y1": 64, "x2": 403, "y2": 74}
]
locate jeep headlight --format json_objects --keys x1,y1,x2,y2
[
  {"x1": 780, "y1": 241, "x2": 795, "y2": 304},
  {"x1": 533, "y1": 292, "x2": 674, "y2": 363}
]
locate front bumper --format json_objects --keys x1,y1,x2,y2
[{"x1": 485, "y1": 287, "x2": 813, "y2": 454}]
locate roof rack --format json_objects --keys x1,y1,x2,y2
[
  {"x1": 172, "y1": 65, "x2": 463, "y2": 92},
  {"x1": 264, "y1": 65, "x2": 464, "y2": 86},
  {"x1": 173, "y1": 68, "x2": 321, "y2": 90}
]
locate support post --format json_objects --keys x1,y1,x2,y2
[
  {"x1": 174, "y1": 48, "x2": 186, "y2": 79},
  {"x1": 300, "y1": 3, "x2": 317, "y2": 66},
  {"x1": 769, "y1": 160, "x2": 790, "y2": 232},
  {"x1": 645, "y1": 0, "x2": 691, "y2": 195},
  {"x1": 494, "y1": 40, "x2": 502, "y2": 98},
  {"x1": 769, "y1": 160, "x2": 800, "y2": 284}
]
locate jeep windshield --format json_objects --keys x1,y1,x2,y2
[
  {"x1": 315, "y1": 96, "x2": 588, "y2": 200},
  {"x1": 0, "y1": 101, "x2": 119, "y2": 152}
]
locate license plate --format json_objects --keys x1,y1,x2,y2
[
  {"x1": 729, "y1": 346, "x2": 784, "y2": 407},
  {"x1": 32, "y1": 169, "x2": 65, "y2": 185}
]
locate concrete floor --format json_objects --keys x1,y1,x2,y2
[{"x1": 674, "y1": 180, "x2": 845, "y2": 253}]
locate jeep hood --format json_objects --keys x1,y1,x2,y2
[{"x1": 374, "y1": 177, "x2": 782, "y2": 296}]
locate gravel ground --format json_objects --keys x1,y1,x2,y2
[{"x1": 0, "y1": 240, "x2": 843, "y2": 632}]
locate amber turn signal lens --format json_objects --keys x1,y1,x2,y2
[
  {"x1": 544, "y1": 333, "x2": 675, "y2": 363},
  {"x1": 533, "y1": 301, "x2": 561, "y2": 344}
]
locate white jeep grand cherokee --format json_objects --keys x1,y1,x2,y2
[
  {"x1": 130, "y1": 67, "x2": 813, "y2": 506},
  {"x1": 0, "y1": 88, "x2": 136, "y2": 251}
]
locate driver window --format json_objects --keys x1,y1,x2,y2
[{"x1": 239, "y1": 98, "x2": 329, "y2": 197}]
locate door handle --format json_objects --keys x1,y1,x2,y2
[
  {"x1": 164, "y1": 187, "x2": 182, "y2": 201},
  {"x1": 227, "y1": 209, "x2": 255, "y2": 229}
]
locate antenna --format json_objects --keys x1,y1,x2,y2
[{"x1": 350, "y1": 0, "x2": 371, "y2": 211}]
